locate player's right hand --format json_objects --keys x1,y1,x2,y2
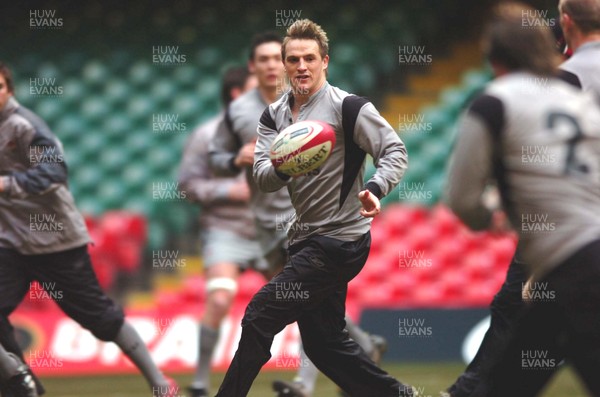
[{"x1": 234, "y1": 140, "x2": 256, "y2": 168}]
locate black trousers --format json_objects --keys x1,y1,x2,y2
[
  {"x1": 472, "y1": 239, "x2": 600, "y2": 397},
  {"x1": 448, "y1": 255, "x2": 560, "y2": 396},
  {"x1": 0, "y1": 245, "x2": 125, "y2": 362},
  {"x1": 215, "y1": 232, "x2": 409, "y2": 397}
]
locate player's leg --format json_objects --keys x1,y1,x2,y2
[
  {"x1": 470, "y1": 247, "x2": 600, "y2": 397},
  {"x1": 26, "y1": 245, "x2": 176, "y2": 396},
  {"x1": 191, "y1": 263, "x2": 239, "y2": 394},
  {"x1": 216, "y1": 235, "x2": 368, "y2": 397},
  {"x1": 0, "y1": 247, "x2": 45, "y2": 396},
  {"x1": 214, "y1": 268, "x2": 306, "y2": 397},
  {"x1": 189, "y1": 229, "x2": 263, "y2": 396},
  {"x1": 550, "y1": 240, "x2": 600, "y2": 395},
  {"x1": 446, "y1": 256, "x2": 532, "y2": 397},
  {"x1": 294, "y1": 234, "x2": 411, "y2": 397},
  {"x1": 476, "y1": 298, "x2": 562, "y2": 397}
]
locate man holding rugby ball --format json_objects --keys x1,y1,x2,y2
[{"x1": 215, "y1": 19, "x2": 413, "y2": 397}]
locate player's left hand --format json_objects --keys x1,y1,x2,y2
[{"x1": 358, "y1": 189, "x2": 381, "y2": 217}]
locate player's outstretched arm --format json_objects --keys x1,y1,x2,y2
[
  {"x1": 253, "y1": 107, "x2": 291, "y2": 193},
  {"x1": 354, "y1": 102, "x2": 408, "y2": 199},
  {"x1": 445, "y1": 104, "x2": 495, "y2": 230}
]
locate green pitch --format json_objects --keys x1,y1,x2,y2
[{"x1": 39, "y1": 362, "x2": 588, "y2": 396}]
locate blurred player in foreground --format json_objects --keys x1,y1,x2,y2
[
  {"x1": 178, "y1": 66, "x2": 261, "y2": 397},
  {"x1": 0, "y1": 62, "x2": 177, "y2": 397},
  {"x1": 443, "y1": 1, "x2": 600, "y2": 396},
  {"x1": 209, "y1": 31, "x2": 389, "y2": 397},
  {"x1": 214, "y1": 19, "x2": 414, "y2": 397},
  {"x1": 445, "y1": 3, "x2": 600, "y2": 395}
]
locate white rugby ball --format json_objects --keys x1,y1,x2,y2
[{"x1": 270, "y1": 120, "x2": 336, "y2": 177}]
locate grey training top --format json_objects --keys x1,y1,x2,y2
[
  {"x1": 209, "y1": 88, "x2": 295, "y2": 231},
  {"x1": 254, "y1": 82, "x2": 408, "y2": 245},
  {"x1": 560, "y1": 41, "x2": 600, "y2": 98},
  {"x1": 178, "y1": 113, "x2": 257, "y2": 240},
  {"x1": 445, "y1": 72, "x2": 600, "y2": 280},
  {"x1": 0, "y1": 97, "x2": 90, "y2": 254}
]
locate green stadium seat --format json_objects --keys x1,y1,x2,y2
[
  {"x1": 122, "y1": 163, "x2": 151, "y2": 189},
  {"x1": 77, "y1": 133, "x2": 106, "y2": 161},
  {"x1": 62, "y1": 78, "x2": 86, "y2": 106},
  {"x1": 129, "y1": 61, "x2": 154, "y2": 86},
  {"x1": 104, "y1": 79, "x2": 130, "y2": 104},
  {"x1": 196, "y1": 47, "x2": 223, "y2": 69},
  {"x1": 72, "y1": 165, "x2": 103, "y2": 193},
  {"x1": 440, "y1": 87, "x2": 472, "y2": 116},
  {"x1": 35, "y1": 99, "x2": 62, "y2": 123},
  {"x1": 81, "y1": 97, "x2": 111, "y2": 121},
  {"x1": 172, "y1": 65, "x2": 198, "y2": 86},
  {"x1": 82, "y1": 61, "x2": 109, "y2": 86},
  {"x1": 127, "y1": 95, "x2": 156, "y2": 121},
  {"x1": 37, "y1": 62, "x2": 62, "y2": 81},
  {"x1": 77, "y1": 197, "x2": 105, "y2": 216},
  {"x1": 102, "y1": 114, "x2": 132, "y2": 143},
  {"x1": 151, "y1": 78, "x2": 177, "y2": 104},
  {"x1": 99, "y1": 146, "x2": 129, "y2": 174},
  {"x1": 97, "y1": 180, "x2": 128, "y2": 209},
  {"x1": 173, "y1": 93, "x2": 201, "y2": 120}
]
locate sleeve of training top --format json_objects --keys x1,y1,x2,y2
[
  {"x1": 444, "y1": 100, "x2": 496, "y2": 230},
  {"x1": 253, "y1": 106, "x2": 291, "y2": 193},
  {"x1": 2, "y1": 122, "x2": 67, "y2": 199},
  {"x1": 178, "y1": 128, "x2": 238, "y2": 205},
  {"x1": 353, "y1": 103, "x2": 408, "y2": 198},
  {"x1": 209, "y1": 108, "x2": 243, "y2": 177}
]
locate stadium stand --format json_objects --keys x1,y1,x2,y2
[{"x1": 3, "y1": 0, "x2": 510, "y2": 309}]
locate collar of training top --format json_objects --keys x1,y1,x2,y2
[
  {"x1": 575, "y1": 40, "x2": 600, "y2": 54},
  {"x1": 287, "y1": 81, "x2": 330, "y2": 109},
  {"x1": 0, "y1": 97, "x2": 19, "y2": 122}
]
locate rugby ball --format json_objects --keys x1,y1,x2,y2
[{"x1": 270, "y1": 120, "x2": 336, "y2": 176}]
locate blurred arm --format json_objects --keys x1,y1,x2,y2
[
  {"x1": 445, "y1": 95, "x2": 499, "y2": 230},
  {"x1": 253, "y1": 106, "x2": 290, "y2": 192}
]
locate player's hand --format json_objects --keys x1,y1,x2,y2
[
  {"x1": 234, "y1": 139, "x2": 256, "y2": 168},
  {"x1": 228, "y1": 181, "x2": 251, "y2": 202},
  {"x1": 358, "y1": 190, "x2": 381, "y2": 217},
  {"x1": 490, "y1": 210, "x2": 511, "y2": 234}
]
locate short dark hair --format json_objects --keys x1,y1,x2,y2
[
  {"x1": 249, "y1": 31, "x2": 283, "y2": 61},
  {"x1": 221, "y1": 66, "x2": 251, "y2": 105},
  {"x1": 485, "y1": 2, "x2": 560, "y2": 76},
  {"x1": 0, "y1": 62, "x2": 14, "y2": 93}
]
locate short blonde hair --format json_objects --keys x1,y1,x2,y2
[{"x1": 282, "y1": 19, "x2": 329, "y2": 60}]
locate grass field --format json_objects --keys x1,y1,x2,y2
[{"x1": 38, "y1": 361, "x2": 588, "y2": 396}]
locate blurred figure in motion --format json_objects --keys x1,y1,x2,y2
[
  {"x1": 0, "y1": 61, "x2": 177, "y2": 397},
  {"x1": 443, "y1": 1, "x2": 600, "y2": 396},
  {"x1": 445, "y1": 3, "x2": 600, "y2": 396},
  {"x1": 178, "y1": 66, "x2": 261, "y2": 397}
]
